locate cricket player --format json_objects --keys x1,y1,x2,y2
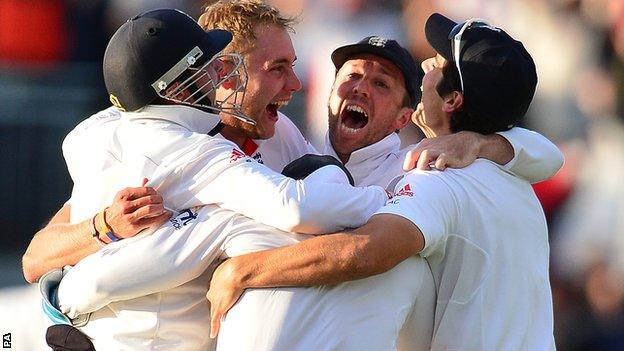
[
  {"x1": 55, "y1": 36, "x2": 561, "y2": 351},
  {"x1": 23, "y1": 3, "x2": 560, "y2": 351},
  {"x1": 207, "y1": 13, "x2": 556, "y2": 351},
  {"x1": 23, "y1": 0, "x2": 560, "y2": 284},
  {"x1": 36, "y1": 8, "x2": 402, "y2": 350}
]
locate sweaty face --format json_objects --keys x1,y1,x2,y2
[
  {"x1": 415, "y1": 54, "x2": 447, "y2": 136},
  {"x1": 327, "y1": 54, "x2": 411, "y2": 161},
  {"x1": 218, "y1": 24, "x2": 301, "y2": 140}
]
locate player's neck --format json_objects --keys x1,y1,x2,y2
[
  {"x1": 335, "y1": 151, "x2": 350, "y2": 164},
  {"x1": 220, "y1": 126, "x2": 247, "y2": 148}
]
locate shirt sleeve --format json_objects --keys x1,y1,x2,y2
[
  {"x1": 374, "y1": 171, "x2": 458, "y2": 257},
  {"x1": 56, "y1": 206, "x2": 230, "y2": 318},
  {"x1": 154, "y1": 139, "x2": 388, "y2": 234},
  {"x1": 497, "y1": 127, "x2": 564, "y2": 183}
]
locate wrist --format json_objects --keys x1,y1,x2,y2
[
  {"x1": 90, "y1": 212, "x2": 106, "y2": 246},
  {"x1": 229, "y1": 256, "x2": 253, "y2": 289},
  {"x1": 480, "y1": 133, "x2": 513, "y2": 164},
  {"x1": 95, "y1": 208, "x2": 122, "y2": 244}
]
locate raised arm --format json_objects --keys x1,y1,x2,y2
[
  {"x1": 22, "y1": 187, "x2": 169, "y2": 283},
  {"x1": 402, "y1": 127, "x2": 563, "y2": 183}
]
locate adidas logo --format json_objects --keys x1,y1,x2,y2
[
  {"x1": 395, "y1": 183, "x2": 414, "y2": 197},
  {"x1": 230, "y1": 149, "x2": 246, "y2": 163}
]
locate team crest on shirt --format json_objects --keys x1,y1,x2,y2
[
  {"x1": 170, "y1": 208, "x2": 198, "y2": 230},
  {"x1": 395, "y1": 183, "x2": 414, "y2": 197},
  {"x1": 252, "y1": 152, "x2": 264, "y2": 164}
]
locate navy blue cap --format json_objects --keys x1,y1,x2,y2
[
  {"x1": 103, "y1": 9, "x2": 232, "y2": 111},
  {"x1": 331, "y1": 36, "x2": 421, "y2": 108},
  {"x1": 425, "y1": 13, "x2": 537, "y2": 130}
]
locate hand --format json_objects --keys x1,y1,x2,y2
[
  {"x1": 104, "y1": 186, "x2": 171, "y2": 239},
  {"x1": 207, "y1": 258, "x2": 245, "y2": 339},
  {"x1": 403, "y1": 131, "x2": 484, "y2": 171}
]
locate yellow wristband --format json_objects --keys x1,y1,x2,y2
[{"x1": 97, "y1": 207, "x2": 121, "y2": 243}]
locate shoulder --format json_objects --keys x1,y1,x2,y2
[
  {"x1": 273, "y1": 112, "x2": 307, "y2": 140},
  {"x1": 73, "y1": 106, "x2": 121, "y2": 133},
  {"x1": 62, "y1": 107, "x2": 121, "y2": 154}
]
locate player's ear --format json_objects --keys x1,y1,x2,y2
[
  {"x1": 442, "y1": 91, "x2": 463, "y2": 114},
  {"x1": 393, "y1": 106, "x2": 413, "y2": 131},
  {"x1": 217, "y1": 59, "x2": 238, "y2": 90}
]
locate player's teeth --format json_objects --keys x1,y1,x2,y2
[
  {"x1": 346, "y1": 105, "x2": 367, "y2": 117},
  {"x1": 340, "y1": 124, "x2": 361, "y2": 134}
]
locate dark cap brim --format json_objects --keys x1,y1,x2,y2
[
  {"x1": 425, "y1": 13, "x2": 457, "y2": 61},
  {"x1": 203, "y1": 29, "x2": 232, "y2": 57}
]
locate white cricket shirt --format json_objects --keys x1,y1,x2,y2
[
  {"x1": 64, "y1": 104, "x2": 387, "y2": 233},
  {"x1": 57, "y1": 106, "x2": 562, "y2": 350},
  {"x1": 324, "y1": 127, "x2": 565, "y2": 189},
  {"x1": 377, "y1": 160, "x2": 556, "y2": 351},
  {"x1": 246, "y1": 111, "x2": 319, "y2": 171}
]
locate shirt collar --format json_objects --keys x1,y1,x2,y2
[
  {"x1": 323, "y1": 132, "x2": 402, "y2": 186},
  {"x1": 323, "y1": 132, "x2": 402, "y2": 166},
  {"x1": 123, "y1": 105, "x2": 222, "y2": 134}
]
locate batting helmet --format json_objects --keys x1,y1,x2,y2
[{"x1": 103, "y1": 9, "x2": 253, "y2": 124}]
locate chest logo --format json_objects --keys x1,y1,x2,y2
[{"x1": 395, "y1": 183, "x2": 414, "y2": 197}]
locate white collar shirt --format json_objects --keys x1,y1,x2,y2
[{"x1": 324, "y1": 132, "x2": 406, "y2": 188}]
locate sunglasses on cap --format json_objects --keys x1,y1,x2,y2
[{"x1": 448, "y1": 19, "x2": 501, "y2": 92}]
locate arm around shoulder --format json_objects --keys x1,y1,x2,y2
[{"x1": 496, "y1": 127, "x2": 564, "y2": 183}]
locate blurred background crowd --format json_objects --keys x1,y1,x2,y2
[{"x1": 0, "y1": 0, "x2": 622, "y2": 350}]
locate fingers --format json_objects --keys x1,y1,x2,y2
[
  {"x1": 417, "y1": 149, "x2": 440, "y2": 170},
  {"x1": 107, "y1": 186, "x2": 165, "y2": 238},
  {"x1": 115, "y1": 186, "x2": 158, "y2": 201},
  {"x1": 434, "y1": 153, "x2": 448, "y2": 171},
  {"x1": 128, "y1": 204, "x2": 167, "y2": 222},
  {"x1": 404, "y1": 147, "x2": 440, "y2": 171},
  {"x1": 402, "y1": 149, "x2": 419, "y2": 171},
  {"x1": 208, "y1": 290, "x2": 223, "y2": 339},
  {"x1": 126, "y1": 195, "x2": 164, "y2": 214},
  {"x1": 209, "y1": 300, "x2": 221, "y2": 339},
  {"x1": 133, "y1": 211, "x2": 172, "y2": 229}
]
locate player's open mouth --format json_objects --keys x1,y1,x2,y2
[
  {"x1": 340, "y1": 104, "x2": 369, "y2": 133},
  {"x1": 266, "y1": 100, "x2": 288, "y2": 121}
]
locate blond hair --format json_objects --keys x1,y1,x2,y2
[{"x1": 199, "y1": 0, "x2": 297, "y2": 54}]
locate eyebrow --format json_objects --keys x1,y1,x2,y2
[
  {"x1": 377, "y1": 64, "x2": 395, "y2": 78},
  {"x1": 268, "y1": 56, "x2": 297, "y2": 66}
]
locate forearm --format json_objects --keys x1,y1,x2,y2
[
  {"x1": 228, "y1": 215, "x2": 421, "y2": 289},
  {"x1": 22, "y1": 218, "x2": 100, "y2": 283},
  {"x1": 230, "y1": 234, "x2": 370, "y2": 289},
  {"x1": 477, "y1": 133, "x2": 514, "y2": 165},
  {"x1": 57, "y1": 207, "x2": 228, "y2": 316}
]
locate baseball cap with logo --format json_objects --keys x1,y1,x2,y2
[
  {"x1": 425, "y1": 13, "x2": 537, "y2": 131},
  {"x1": 331, "y1": 36, "x2": 421, "y2": 108}
]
